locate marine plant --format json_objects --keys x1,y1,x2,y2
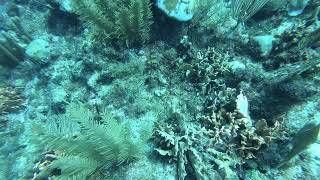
[
  {"x1": 34, "y1": 102, "x2": 143, "y2": 179},
  {"x1": 231, "y1": 0, "x2": 270, "y2": 22},
  {"x1": 192, "y1": 0, "x2": 232, "y2": 28},
  {"x1": 72, "y1": 0, "x2": 153, "y2": 47}
]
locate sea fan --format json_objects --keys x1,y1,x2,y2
[{"x1": 231, "y1": 0, "x2": 270, "y2": 22}]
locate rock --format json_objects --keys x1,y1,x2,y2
[
  {"x1": 228, "y1": 60, "x2": 246, "y2": 74},
  {"x1": 154, "y1": 89, "x2": 167, "y2": 97},
  {"x1": 55, "y1": 0, "x2": 73, "y2": 12},
  {"x1": 156, "y1": 0, "x2": 195, "y2": 21},
  {"x1": 288, "y1": 0, "x2": 310, "y2": 16},
  {"x1": 26, "y1": 38, "x2": 50, "y2": 60},
  {"x1": 253, "y1": 35, "x2": 274, "y2": 56}
]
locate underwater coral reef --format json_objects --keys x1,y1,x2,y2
[{"x1": 0, "y1": 0, "x2": 320, "y2": 179}]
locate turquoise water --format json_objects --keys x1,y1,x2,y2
[{"x1": 0, "y1": 0, "x2": 319, "y2": 179}]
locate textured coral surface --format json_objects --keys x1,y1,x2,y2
[{"x1": 0, "y1": 0, "x2": 319, "y2": 179}]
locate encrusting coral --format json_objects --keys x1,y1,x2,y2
[{"x1": 72, "y1": 0, "x2": 153, "y2": 47}]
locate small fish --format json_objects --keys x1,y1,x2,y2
[{"x1": 278, "y1": 122, "x2": 320, "y2": 168}]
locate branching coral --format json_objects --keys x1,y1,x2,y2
[
  {"x1": 34, "y1": 102, "x2": 143, "y2": 179},
  {"x1": 72, "y1": 0, "x2": 153, "y2": 47},
  {"x1": 152, "y1": 91, "x2": 283, "y2": 179},
  {"x1": 0, "y1": 16, "x2": 31, "y2": 68},
  {"x1": 0, "y1": 86, "x2": 25, "y2": 115},
  {"x1": 152, "y1": 122, "x2": 224, "y2": 179},
  {"x1": 152, "y1": 106, "x2": 240, "y2": 179},
  {"x1": 200, "y1": 106, "x2": 281, "y2": 159},
  {"x1": 181, "y1": 46, "x2": 236, "y2": 112},
  {"x1": 7, "y1": 16, "x2": 32, "y2": 43},
  {"x1": 0, "y1": 32, "x2": 25, "y2": 67}
]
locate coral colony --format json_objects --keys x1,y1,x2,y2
[{"x1": 0, "y1": 0, "x2": 320, "y2": 179}]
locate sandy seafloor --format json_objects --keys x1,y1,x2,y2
[{"x1": 0, "y1": 0, "x2": 320, "y2": 179}]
